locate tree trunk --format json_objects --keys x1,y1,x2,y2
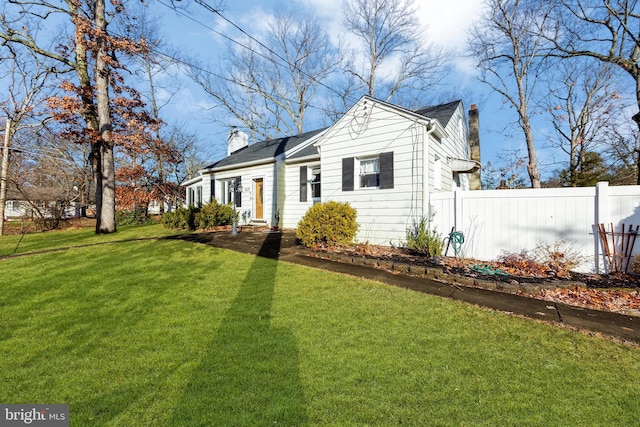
[
  {"x1": 99, "y1": 144, "x2": 116, "y2": 232},
  {"x1": 0, "y1": 118, "x2": 12, "y2": 236},
  {"x1": 94, "y1": 0, "x2": 116, "y2": 233},
  {"x1": 633, "y1": 74, "x2": 640, "y2": 185},
  {"x1": 520, "y1": 109, "x2": 541, "y2": 188}
]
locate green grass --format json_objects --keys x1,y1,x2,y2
[
  {"x1": 0, "y1": 223, "x2": 181, "y2": 256},
  {"x1": 0, "y1": 225, "x2": 639, "y2": 425}
]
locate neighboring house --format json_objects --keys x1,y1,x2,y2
[
  {"x1": 184, "y1": 95, "x2": 480, "y2": 246},
  {"x1": 3, "y1": 187, "x2": 80, "y2": 221}
]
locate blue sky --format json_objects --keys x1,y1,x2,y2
[{"x1": 147, "y1": 0, "x2": 555, "y2": 179}]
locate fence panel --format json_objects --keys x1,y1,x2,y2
[{"x1": 429, "y1": 183, "x2": 640, "y2": 273}]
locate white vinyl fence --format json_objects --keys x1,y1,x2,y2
[{"x1": 429, "y1": 182, "x2": 640, "y2": 273}]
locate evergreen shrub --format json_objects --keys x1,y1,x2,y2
[
  {"x1": 194, "y1": 200, "x2": 236, "y2": 228},
  {"x1": 161, "y1": 206, "x2": 199, "y2": 230},
  {"x1": 116, "y1": 209, "x2": 154, "y2": 226},
  {"x1": 404, "y1": 216, "x2": 445, "y2": 257},
  {"x1": 297, "y1": 201, "x2": 358, "y2": 247}
]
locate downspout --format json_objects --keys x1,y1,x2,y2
[{"x1": 422, "y1": 120, "x2": 436, "y2": 219}]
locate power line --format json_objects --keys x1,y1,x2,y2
[{"x1": 156, "y1": 0, "x2": 358, "y2": 108}]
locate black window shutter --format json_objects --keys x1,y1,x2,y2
[
  {"x1": 210, "y1": 178, "x2": 215, "y2": 200},
  {"x1": 342, "y1": 157, "x2": 354, "y2": 191},
  {"x1": 234, "y1": 176, "x2": 242, "y2": 207},
  {"x1": 379, "y1": 151, "x2": 394, "y2": 189},
  {"x1": 299, "y1": 166, "x2": 308, "y2": 202}
]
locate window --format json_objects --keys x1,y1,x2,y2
[
  {"x1": 187, "y1": 187, "x2": 195, "y2": 206},
  {"x1": 220, "y1": 177, "x2": 242, "y2": 207},
  {"x1": 342, "y1": 152, "x2": 394, "y2": 191},
  {"x1": 196, "y1": 186, "x2": 202, "y2": 205},
  {"x1": 300, "y1": 166, "x2": 321, "y2": 202},
  {"x1": 433, "y1": 157, "x2": 442, "y2": 190},
  {"x1": 222, "y1": 180, "x2": 235, "y2": 205},
  {"x1": 359, "y1": 158, "x2": 379, "y2": 188},
  {"x1": 311, "y1": 167, "x2": 321, "y2": 198}
]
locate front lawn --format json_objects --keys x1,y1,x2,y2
[{"x1": 0, "y1": 226, "x2": 638, "y2": 425}]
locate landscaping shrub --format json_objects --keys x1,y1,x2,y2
[
  {"x1": 297, "y1": 201, "x2": 358, "y2": 247},
  {"x1": 194, "y1": 200, "x2": 236, "y2": 228},
  {"x1": 496, "y1": 250, "x2": 549, "y2": 277},
  {"x1": 116, "y1": 208, "x2": 154, "y2": 226},
  {"x1": 404, "y1": 216, "x2": 445, "y2": 257},
  {"x1": 532, "y1": 240, "x2": 588, "y2": 275},
  {"x1": 632, "y1": 255, "x2": 640, "y2": 275},
  {"x1": 161, "y1": 206, "x2": 199, "y2": 230}
]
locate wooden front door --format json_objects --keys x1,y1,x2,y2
[{"x1": 254, "y1": 178, "x2": 264, "y2": 219}]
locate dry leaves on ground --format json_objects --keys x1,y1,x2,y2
[{"x1": 522, "y1": 287, "x2": 640, "y2": 317}]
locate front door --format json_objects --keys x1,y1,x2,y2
[{"x1": 254, "y1": 178, "x2": 264, "y2": 219}]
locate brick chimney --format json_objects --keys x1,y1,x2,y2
[{"x1": 468, "y1": 104, "x2": 481, "y2": 190}]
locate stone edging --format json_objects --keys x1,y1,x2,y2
[{"x1": 288, "y1": 248, "x2": 586, "y2": 295}]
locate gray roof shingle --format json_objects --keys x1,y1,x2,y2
[
  {"x1": 414, "y1": 100, "x2": 462, "y2": 128},
  {"x1": 204, "y1": 100, "x2": 462, "y2": 169},
  {"x1": 204, "y1": 128, "x2": 325, "y2": 169}
]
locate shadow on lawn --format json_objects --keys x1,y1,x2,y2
[{"x1": 170, "y1": 232, "x2": 308, "y2": 425}]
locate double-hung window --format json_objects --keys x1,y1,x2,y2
[
  {"x1": 310, "y1": 167, "x2": 321, "y2": 198},
  {"x1": 222, "y1": 180, "x2": 234, "y2": 205},
  {"x1": 359, "y1": 158, "x2": 380, "y2": 188},
  {"x1": 220, "y1": 177, "x2": 242, "y2": 207},
  {"x1": 342, "y1": 152, "x2": 394, "y2": 191}
]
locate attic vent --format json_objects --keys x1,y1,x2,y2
[{"x1": 228, "y1": 127, "x2": 249, "y2": 156}]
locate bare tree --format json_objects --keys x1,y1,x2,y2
[
  {"x1": 469, "y1": 0, "x2": 554, "y2": 188},
  {"x1": 8, "y1": 129, "x2": 87, "y2": 229},
  {"x1": 0, "y1": 44, "x2": 53, "y2": 235},
  {"x1": 126, "y1": 8, "x2": 190, "y2": 214},
  {"x1": 602, "y1": 119, "x2": 640, "y2": 184},
  {"x1": 543, "y1": 59, "x2": 622, "y2": 186},
  {"x1": 191, "y1": 9, "x2": 338, "y2": 141},
  {"x1": 1, "y1": 0, "x2": 147, "y2": 233},
  {"x1": 545, "y1": 0, "x2": 640, "y2": 182},
  {"x1": 548, "y1": 1, "x2": 640, "y2": 125},
  {"x1": 341, "y1": 0, "x2": 449, "y2": 108}
]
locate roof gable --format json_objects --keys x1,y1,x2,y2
[
  {"x1": 313, "y1": 95, "x2": 457, "y2": 148},
  {"x1": 414, "y1": 100, "x2": 462, "y2": 128}
]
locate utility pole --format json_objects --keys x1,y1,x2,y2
[{"x1": 0, "y1": 118, "x2": 13, "y2": 236}]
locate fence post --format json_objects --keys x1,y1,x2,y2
[{"x1": 595, "y1": 181, "x2": 609, "y2": 273}]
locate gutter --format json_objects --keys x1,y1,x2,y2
[
  {"x1": 199, "y1": 158, "x2": 276, "y2": 175},
  {"x1": 284, "y1": 154, "x2": 321, "y2": 165}
]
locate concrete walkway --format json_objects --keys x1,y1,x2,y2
[{"x1": 176, "y1": 229, "x2": 640, "y2": 345}]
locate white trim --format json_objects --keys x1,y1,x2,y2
[
  {"x1": 200, "y1": 158, "x2": 276, "y2": 175},
  {"x1": 284, "y1": 154, "x2": 321, "y2": 165},
  {"x1": 182, "y1": 175, "x2": 203, "y2": 187}
]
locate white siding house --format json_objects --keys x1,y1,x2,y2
[
  {"x1": 184, "y1": 96, "x2": 479, "y2": 244},
  {"x1": 183, "y1": 128, "x2": 326, "y2": 227}
]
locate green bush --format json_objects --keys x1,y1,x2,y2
[
  {"x1": 161, "y1": 206, "x2": 199, "y2": 230},
  {"x1": 194, "y1": 200, "x2": 236, "y2": 228},
  {"x1": 297, "y1": 201, "x2": 358, "y2": 247},
  {"x1": 404, "y1": 216, "x2": 444, "y2": 257},
  {"x1": 116, "y1": 209, "x2": 154, "y2": 226}
]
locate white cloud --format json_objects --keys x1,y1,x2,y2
[
  {"x1": 301, "y1": 0, "x2": 485, "y2": 52},
  {"x1": 415, "y1": 0, "x2": 485, "y2": 51}
]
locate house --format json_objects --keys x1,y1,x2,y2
[
  {"x1": 2, "y1": 187, "x2": 80, "y2": 221},
  {"x1": 184, "y1": 95, "x2": 480, "y2": 246}
]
